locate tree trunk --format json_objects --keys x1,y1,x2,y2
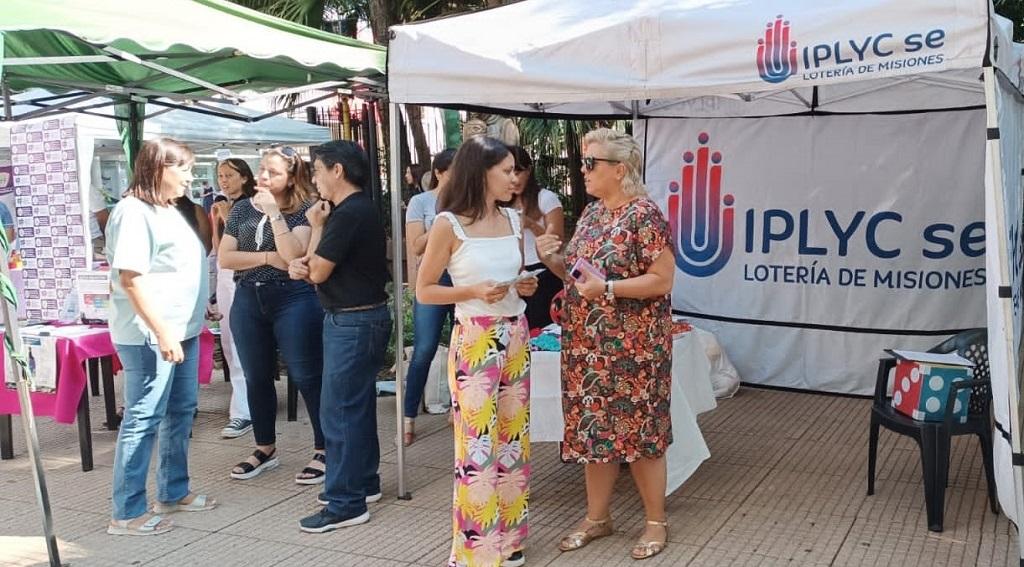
[
  {"x1": 565, "y1": 121, "x2": 586, "y2": 218},
  {"x1": 367, "y1": 0, "x2": 431, "y2": 191},
  {"x1": 405, "y1": 105, "x2": 432, "y2": 167},
  {"x1": 367, "y1": 0, "x2": 393, "y2": 45},
  {"x1": 367, "y1": 0, "x2": 396, "y2": 207}
]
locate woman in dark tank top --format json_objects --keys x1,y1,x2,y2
[{"x1": 174, "y1": 195, "x2": 213, "y2": 254}]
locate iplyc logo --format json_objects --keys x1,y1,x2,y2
[
  {"x1": 757, "y1": 15, "x2": 798, "y2": 83},
  {"x1": 668, "y1": 133, "x2": 735, "y2": 277}
]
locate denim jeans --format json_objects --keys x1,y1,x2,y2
[
  {"x1": 320, "y1": 304, "x2": 391, "y2": 518},
  {"x1": 111, "y1": 335, "x2": 199, "y2": 520},
  {"x1": 404, "y1": 272, "x2": 453, "y2": 418},
  {"x1": 231, "y1": 279, "x2": 325, "y2": 448}
]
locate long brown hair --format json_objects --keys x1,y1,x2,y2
[
  {"x1": 125, "y1": 138, "x2": 194, "y2": 206},
  {"x1": 438, "y1": 136, "x2": 510, "y2": 222},
  {"x1": 262, "y1": 147, "x2": 315, "y2": 214},
  {"x1": 507, "y1": 145, "x2": 542, "y2": 221}
]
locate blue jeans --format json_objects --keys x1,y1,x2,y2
[
  {"x1": 404, "y1": 272, "x2": 454, "y2": 418},
  {"x1": 321, "y1": 305, "x2": 391, "y2": 518},
  {"x1": 111, "y1": 335, "x2": 199, "y2": 520},
  {"x1": 231, "y1": 279, "x2": 325, "y2": 448}
]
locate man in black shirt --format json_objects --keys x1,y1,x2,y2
[{"x1": 289, "y1": 140, "x2": 392, "y2": 533}]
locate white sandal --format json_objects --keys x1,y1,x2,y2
[
  {"x1": 153, "y1": 493, "x2": 217, "y2": 513},
  {"x1": 107, "y1": 513, "x2": 173, "y2": 536}
]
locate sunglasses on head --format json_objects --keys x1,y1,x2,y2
[
  {"x1": 582, "y1": 156, "x2": 619, "y2": 172},
  {"x1": 268, "y1": 146, "x2": 300, "y2": 170}
]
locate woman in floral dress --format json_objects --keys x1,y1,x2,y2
[{"x1": 535, "y1": 128, "x2": 676, "y2": 561}]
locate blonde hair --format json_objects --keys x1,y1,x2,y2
[
  {"x1": 261, "y1": 149, "x2": 315, "y2": 214},
  {"x1": 583, "y1": 128, "x2": 646, "y2": 198}
]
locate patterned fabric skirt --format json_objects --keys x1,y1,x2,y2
[{"x1": 447, "y1": 314, "x2": 531, "y2": 567}]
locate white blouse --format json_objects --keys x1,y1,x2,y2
[{"x1": 438, "y1": 208, "x2": 526, "y2": 319}]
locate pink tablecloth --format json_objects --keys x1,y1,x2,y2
[{"x1": 0, "y1": 326, "x2": 215, "y2": 424}]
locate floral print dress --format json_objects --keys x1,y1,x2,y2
[{"x1": 561, "y1": 197, "x2": 674, "y2": 463}]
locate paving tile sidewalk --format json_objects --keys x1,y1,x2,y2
[{"x1": 0, "y1": 380, "x2": 1017, "y2": 566}]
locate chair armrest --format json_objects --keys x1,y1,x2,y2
[
  {"x1": 874, "y1": 358, "x2": 897, "y2": 406},
  {"x1": 944, "y1": 378, "x2": 990, "y2": 430}
]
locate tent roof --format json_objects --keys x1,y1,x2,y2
[
  {"x1": 0, "y1": 0, "x2": 386, "y2": 120},
  {"x1": 74, "y1": 103, "x2": 333, "y2": 148},
  {"x1": 388, "y1": 0, "x2": 1012, "y2": 117}
]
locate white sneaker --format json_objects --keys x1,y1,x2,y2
[
  {"x1": 502, "y1": 551, "x2": 525, "y2": 567},
  {"x1": 317, "y1": 491, "x2": 383, "y2": 506},
  {"x1": 221, "y1": 418, "x2": 252, "y2": 439}
]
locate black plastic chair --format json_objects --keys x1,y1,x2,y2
[{"x1": 867, "y1": 328, "x2": 998, "y2": 532}]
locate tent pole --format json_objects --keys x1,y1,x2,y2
[
  {"x1": 982, "y1": 65, "x2": 1024, "y2": 566},
  {"x1": 0, "y1": 251, "x2": 62, "y2": 566},
  {"x1": 2, "y1": 84, "x2": 12, "y2": 120},
  {"x1": 389, "y1": 102, "x2": 411, "y2": 499}
]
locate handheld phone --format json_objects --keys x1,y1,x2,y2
[
  {"x1": 496, "y1": 268, "x2": 546, "y2": 288},
  {"x1": 569, "y1": 258, "x2": 605, "y2": 281}
]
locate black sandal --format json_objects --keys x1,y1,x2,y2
[
  {"x1": 295, "y1": 452, "x2": 326, "y2": 485},
  {"x1": 230, "y1": 448, "x2": 279, "y2": 480}
]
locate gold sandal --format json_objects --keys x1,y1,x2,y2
[
  {"x1": 558, "y1": 516, "x2": 614, "y2": 552},
  {"x1": 631, "y1": 520, "x2": 668, "y2": 560}
]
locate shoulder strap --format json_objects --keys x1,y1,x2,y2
[
  {"x1": 437, "y1": 211, "x2": 468, "y2": 240},
  {"x1": 502, "y1": 207, "x2": 522, "y2": 238}
]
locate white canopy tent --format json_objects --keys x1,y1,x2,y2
[{"x1": 386, "y1": 0, "x2": 1024, "y2": 561}]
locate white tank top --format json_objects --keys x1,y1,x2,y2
[{"x1": 438, "y1": 208, "x2": 527, "y2": 320}]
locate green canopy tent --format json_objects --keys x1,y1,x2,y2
[
  {"x1": 0, "y1": 0, "x2": 386, "y2": 163},
  {"x1": 0, "y1": 3, "x2": 386, "y2": 565}
]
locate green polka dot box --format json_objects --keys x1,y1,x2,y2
[{"x1": 888, "y1": 349, "x2": 975, "y2": 423}]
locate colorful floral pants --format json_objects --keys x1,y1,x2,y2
[{"x1": 447, "y1": 314, "x2": 531, "y2": 567}]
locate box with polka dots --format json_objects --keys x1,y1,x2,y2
[{"x1": 891, "y1": 356, "x2": 973, "y2": 423}]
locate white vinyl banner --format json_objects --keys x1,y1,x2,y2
[
  {"x1": 388, "y1": 0, "x2": 988, "y2": 107},
  {"x1": 988, "y1": 75, "x2": 1024, "y2": 526},
  {"x1": 642, "y1": 111, "x2": 987, "y2": 393}
]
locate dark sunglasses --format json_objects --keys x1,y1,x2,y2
[{"x1": 582, "y1": 156, "x2": 620, "y2": 172}]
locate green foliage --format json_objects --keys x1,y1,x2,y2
[
  {"x1": 380, "y1": 280, "x2": 452, "y2": 370},
  {"x1": 382, "y1": 283, "x2": 451, "y2": 374},
  {"x1": 232, "y1": 0, "x2": 333, "y2": 28},
  {"x1": 515, "y1": 118, "x2": 626, "y2": 231},
  {"x1": 383, "y1": 283, "x2": 412, "y2": 371},
  {"x1": 231, "y1": 0, "x2": 491, "y2": 32}
]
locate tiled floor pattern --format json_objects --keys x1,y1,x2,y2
[{"x1": 0, "y1": 377, "x2": 1017, "y2": 566}]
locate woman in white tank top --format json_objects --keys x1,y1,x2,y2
[{"x1": 417, "y1": 137, "x2": 538, "y2": 567}]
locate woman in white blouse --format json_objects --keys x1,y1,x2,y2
[{"x1": 506, "y1": 146, "x2": 565, "y2": 329}]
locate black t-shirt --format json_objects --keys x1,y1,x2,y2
[{"x1": 315, "y1": 192, "x2": 389, "y2": 310}]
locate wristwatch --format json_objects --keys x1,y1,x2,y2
[
  {"x1": 269, "y1": 212, "x2": 284, "y2": 223},
  {"x1": 604, "y1": 280, "x2": 615, "y2": 301}
]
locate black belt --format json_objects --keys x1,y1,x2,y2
[
  {"x1": 237, "y1": 279, "x2": 292, "y2": 288},
  {"x1": 329, "y1": 301, "x2": 388, "y2": 313}
]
